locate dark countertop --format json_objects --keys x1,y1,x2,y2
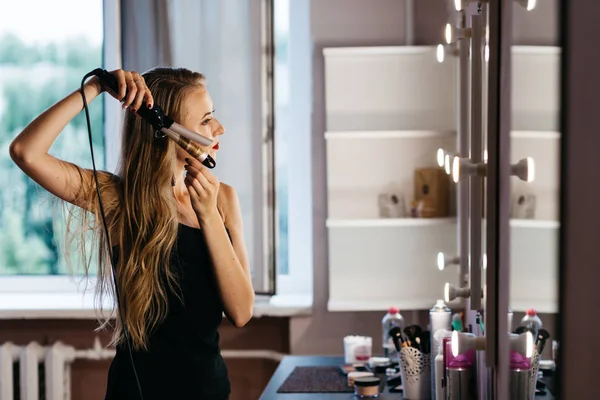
[
  {"x1": 259, "y1": 356, "x2": 555, "y2": 400},
  {"x1": 259, "y1": 355, "x2": 404, "y2": 400}
]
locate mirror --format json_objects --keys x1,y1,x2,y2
[
  {"x1": 507, "y1": 1, "x2": 560, "y2": 397},
  {"x1": 508, "y1": 0, "x2": 559, "y2": 357}
]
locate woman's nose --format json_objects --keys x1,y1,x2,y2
[{"x1": 213, "y1": 119, "x2": 225, "y2": 136}]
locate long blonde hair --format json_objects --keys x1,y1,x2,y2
[{"x1": 65, "y1": 67, "x2": 206, "y2": 350}]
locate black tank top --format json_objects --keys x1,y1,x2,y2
[{"x1": 104, "y1": 223, "x2": 230, "y2": 400}]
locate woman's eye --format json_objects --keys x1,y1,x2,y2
[{"x1": 201, "y1": 118, "x2": 212, "y2": 126}]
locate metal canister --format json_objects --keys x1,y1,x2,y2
[
  {"x1": 446, "y1": 367, "x2": 476, "y2": 400},
  {"x1": 510, "y1": 369, "x2": 531, "y2": 400},
  {"x1": 430, "y1": 300, "x2": 451, "y2": 399}
]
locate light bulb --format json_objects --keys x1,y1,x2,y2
[
  {"x1": 482, "y1": 253, "x2": 487, "y2": 270},
  {"x1": 437, "y1": 252, "x2": 460, "y2": 271},
  {"x1": 445, "y1": 23, "x2": 452, "y2": 44},
  {"x1": 452, "y1": 156, "x2": 460, "y2": 183},
  {"x1": 510, "y1": 332, "x2": 534, "y2": 358},
  {"x1": 444, "y1": 283, "x2": 471, "y2": 302},
  {"x1": 437, "y1": 148, "x2": 445, "y2": 167},
  {"x1": 451, "y1": 331, "x2": 486, "y2": 357},
  {"x1": 437, "y1": 44, "x2": 445, "y2": 63},
  {"x1": 444, "y1": 155, "x2": 451, "y2": 175},
  {"x1": 485, "y1": 44, "x2": 489, "y2": 62},
  {"x1": 526, "y1": 157, "x2": 535, "y2": 182},
  {"x1": 454, "y1": 0, "x2": 462, "y2": 11},
  {"x1": 511, "y1": 157, "x2": 535, "y2": 182},
  {"x1": 452, "y1": 156, "x2": 487, "y2": 183}
]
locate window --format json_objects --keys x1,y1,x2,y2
[
  {"x1": 274, "y1": 0, "x2": 290, "y2": 275},
  {"x1": 0, "y1": 0, "x2": 105, "y2": 276},
  {"x1": 273, "y1": 0, "x2": 313, "y2": 295}
]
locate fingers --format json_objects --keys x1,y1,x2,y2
[
  {"x1": 131, "y1": 73, "x2": 147, "y2": 111},
  {"x1": 108, "y1": 69, "x2": 126, "y2": 100},
  {"x1": 122, "y1": 74, "x2": 138, "y2": 109},
  {"x1": 184, "y1": 174, "x2": 205, "y2": 196},
  {"x1": 184, "y1": 164, "x2": 213, "y2": 190},
  {"x1": 184, "y1": 160, "x2": 219, "y2": 186},
  {"x1": 109, "y1": 70, "x2": 154, "y2": 111}
]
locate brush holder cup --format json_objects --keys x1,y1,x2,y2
[
  {"x1": 509, "y1": 348, "x2": 541, "y2": 400},
  {"x1": 399, "y1": 346, "x2": 432, "y2": 399}
]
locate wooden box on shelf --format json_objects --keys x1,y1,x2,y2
[{"x1": 414, "y1": 167, "x2": 450, "y2": 218}]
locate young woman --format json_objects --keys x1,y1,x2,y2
[{"x1": 9, "y1": 67, "x2": 254, "y2": 399}]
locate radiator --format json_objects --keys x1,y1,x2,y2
[
  {"x1": 0, "y1": 338, "x2": 114, "y2": 400},
  {"x1": 0, "y1": 338, "x2": 285, "y2": 400}
]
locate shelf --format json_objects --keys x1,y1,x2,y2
[
  {"x1": 328, "y1": 299, "x2": 443, "y2": 312},
  {"x1": 326, "y1": 218, "x2": 456, "y2": 228},
  {"x1": 324, "y1": 130, "x2": 558, "y2": 140},
  {"x1": 326, "y1": 219, "x2": 557, "y2": 229},
  {"x1": 510, "y1": 219, "x2": 560, "y2": 229},
  {"x1": 323, "y1": 46, "x2": 439, "y2": 57},
  {"x1": 325, "y1": 130, "x2": 456, "y2": 140},
  {"x1": 511, "y1": 131, "x2": 560, "y2": 140},
  {"x1": 512, "y1": 46, "x2": 561, "y2": 55}
]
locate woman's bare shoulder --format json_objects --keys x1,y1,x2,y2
[{"x1": 217, "y1": 182, "x2": 240, "y2": 225}]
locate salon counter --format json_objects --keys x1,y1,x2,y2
[
  {"x1": 259, "y1": 355, "x2": 556, "y2": 400},
  {"x1": 260, "y1": 356, "x2": 403, "y2": 400}
]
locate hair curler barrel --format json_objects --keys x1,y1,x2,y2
[{"x1": 93, "y1": 68, "x2": 216, "y2": 168}]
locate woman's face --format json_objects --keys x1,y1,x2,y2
[{"x1": 176, "y1": 87, "x2": 225, "y2": 162}]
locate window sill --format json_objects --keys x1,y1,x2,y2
[{"x1": 0, "y1": 292, "x2": 313, "y2": 319}]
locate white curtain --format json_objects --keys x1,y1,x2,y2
[{"x1": 120, "y1": 0, "x2": 269, "y2": 292}]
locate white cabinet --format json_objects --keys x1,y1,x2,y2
[{"x1": 324, "y1": 45, "x2": 560, "y2": 312}]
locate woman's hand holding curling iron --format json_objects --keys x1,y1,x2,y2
[
  {"x1": 98, "y1": 69, "x2": 154, "y2": 112},
  {"x1": 184, "y1": 157, "x2": 220, "y2": 221}
]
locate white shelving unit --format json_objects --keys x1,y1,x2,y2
[
  {"x1": 509, "y1": 46, "x2": 561, "y2": 313},
  {"x1": 323, "y1": 45, "x2": 560, "y2": 313},
  {"x1": 324, "y1": 46, "x2": 458, "y2": 311}
]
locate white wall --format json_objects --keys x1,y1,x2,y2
[{"x1": 290, "y1": 0, "x2": 559, "y2": 356}]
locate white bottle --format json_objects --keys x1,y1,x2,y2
[
  {"x1": 382, "y1": 306, "x2": 405, "y2": 361},
  {"x1": 521, "y1": 308, "x2": 543, "y2": 338}
]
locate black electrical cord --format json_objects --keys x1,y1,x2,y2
[{"x1": 80, "y1": 70, "x2": 144, "y2": 400}]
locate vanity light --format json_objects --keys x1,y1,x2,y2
[
  {"x1": 444, "y1": 283, "x2": 471, "y2": 303},
  {"x1": 485, "y1": 44, "x2": 489, "y2": 62},
  {"x1": 482, "y1": 253, "x2": 487, "y2": 270},
  {"x1": 437, "y1": 148, "x2": 455, "y2": 173},
  {"x1": 451, "y1": 156, "x2": 486, "y2": 183},
  {"x1": 437, "y1": 252, "x2": 460, "y2": 271},
  {"x1": 445, "y1": 23, "x2": 472, "y2": 44},
  {"x1": 510, "y1": 332, "x2": 534, "y2": 358},
  {"x1": 451, "y1": 331, "x2": 486, "y2": 357},
  {"x1": 437, "y1": 148, "x2": 446, "y2": 167},
  {"x1": 436, "y1": 43, "x2": 459, "y2": 63},
  {"x1": 455, "y1": 0, "x2": 536, "y2": 11},
  {"x1": 511, "y1": 157, "x2": 535, "y2": 182}
]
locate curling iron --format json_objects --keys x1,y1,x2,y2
[{"x1": 92, "y1": 68, "x2": 216, "y2": 169}]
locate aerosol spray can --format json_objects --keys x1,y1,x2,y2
[{"x1": 430, "y1": 299, "x2": 451, "y2": 399}]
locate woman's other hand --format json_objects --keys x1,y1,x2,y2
[{"x1": 183, "y1": 157, "x2": 220, "y2": 222}]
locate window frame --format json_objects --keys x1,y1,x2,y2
[
  {"x1": 0, "y1": 0, "x2": 314, "y2": 315},
  {"x1": 273, "y1": 0, "x2": 313, "y2": 296},
  {"x1": 0, "y1": 0, "x2": 121, "y2": 309}
]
